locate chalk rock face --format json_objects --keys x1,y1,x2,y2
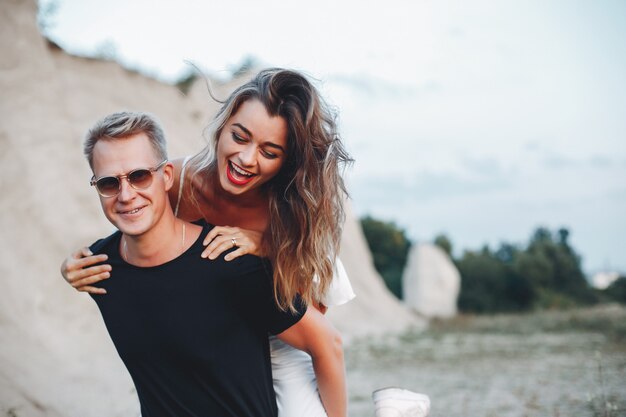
[{"x1": 402, "y1": 243, "x2": 460, "y2": 318}]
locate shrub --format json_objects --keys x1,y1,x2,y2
[{"x1": 360, "y1": 215, "x2": 411, "y2": 299}]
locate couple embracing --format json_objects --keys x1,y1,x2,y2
[{"x1": 62, "y1": 68, "x2": 430, "y2": 417}]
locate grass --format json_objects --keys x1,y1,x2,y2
[
  {"x1": 426, "y1": 303, "x2": 626, "y2": 341},
  {"x1": 345, "y1": 303, "x2": 626, "y2": 417}
]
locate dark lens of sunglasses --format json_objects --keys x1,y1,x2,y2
[
  {"x1": 96, "y1": 177, "x2": 120, "y2": 196},
  {"x1": 128, "y1": 169, "x2": 153, "y2": 189}
]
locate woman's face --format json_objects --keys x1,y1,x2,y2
[{"x1": 216, "y1": 98, "x2": 288, "y2": 197}]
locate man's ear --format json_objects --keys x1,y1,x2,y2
[{"x1": 163, "y1": 161, "x2": 175, "y2": 191}]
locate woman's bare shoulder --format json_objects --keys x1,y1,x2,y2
[{"x1": 171, "y1": 157, "x2": 213, "y2": 221}]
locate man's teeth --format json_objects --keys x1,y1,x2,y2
[
  {"x1": 231, "y1": 162, "x2": 253, "y2": 177},
  {"x1": 123, "y1": 208, "x2": 141, "y2": 214}
]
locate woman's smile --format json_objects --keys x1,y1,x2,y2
[{"x1": 226, "y1": 160, "x2": 256, "y2": 185}]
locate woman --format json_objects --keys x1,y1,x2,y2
[{"x1": 62, "y1": 68, "x2": 354, "y2": 417}]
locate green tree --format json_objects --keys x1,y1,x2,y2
[
  {"x1": 433, "y1": 234, "x2": 453, "y2": 257},
  {"x1": 514, "y1": 250, "x2": 554, "y2": 289},
  {"x1": 360, "y1": 216, "x2": 411, "y2": 299},
  {"x1": 455, "y1": 226, "x2": 595, "y2": 313},
  {"x1": 494, "y1": 242, "x2": 519, "y2": 265},
  {"x1": 456, "y1": 246, "x2": 533, "y2": 313},
  {"x1": 604, "y1": 277, "x2": 626, "y2": 304},
  {"x1": 521, "y1": 227, "x2": 595, "y2": 305}
]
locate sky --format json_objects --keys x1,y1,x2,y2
[{"x1": 38, "y1": 0, "x2": 626, "y2": 275}]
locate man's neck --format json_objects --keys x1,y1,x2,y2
[{"x1": 121, "y1": 212, "x2": 186, "y2": 267}]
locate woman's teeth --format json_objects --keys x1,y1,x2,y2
[
  {"x1": 230, "y1": 162, "x2": 253, "y2": 177},
  {"x1": 227, "y1": 161, "x2": 256, "y2": 186}
]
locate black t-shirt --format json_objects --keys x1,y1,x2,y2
[{"x1": 89, "y1": 222, "x2": 306, "y2": 417}]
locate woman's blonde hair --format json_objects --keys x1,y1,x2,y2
[{"x1": 189, "y1": 68, "x2": 352, "y2": 311}]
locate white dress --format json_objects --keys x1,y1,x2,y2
[
  {"x1": 175, "y1": 158, "x2": 356, "y2": 417},
  {"x1": 271, "y1": 258, "x2": 355, "y2": 417}
]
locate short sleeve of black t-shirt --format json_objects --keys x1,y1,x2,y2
[{"x1": 88, "y1": 222, "x2": 306, "y2": 417}]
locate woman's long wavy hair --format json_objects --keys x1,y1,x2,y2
[{"x1": 189, "y1": 68, "x2": 353, "y2": 311}]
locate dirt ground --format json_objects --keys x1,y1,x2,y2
[{"x1": 346, "y1": 304, "x2": 626, "y2": 417}]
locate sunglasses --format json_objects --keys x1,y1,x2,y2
[{"x1": 90, "y1": 160, "x2": 168, "y2": 197}]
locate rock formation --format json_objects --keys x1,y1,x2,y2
[
  {"x1": 402, "y1": 243, "x2": 460, "y2": 318},
  {"x1": 0, "y1": 1, "x2": 420, "y2": 415},
  {"x1": 328, "y1": 201, "x2": 426, "y2": 338}
]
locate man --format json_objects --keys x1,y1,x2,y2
[{"x1": 83, "y1": 111, "x2": 343, "y2": 417}]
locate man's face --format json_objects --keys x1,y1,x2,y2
[{"x1": 91, "y1": 133, "x2": 172, "y2": 238}]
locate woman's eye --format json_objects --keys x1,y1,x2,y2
[
  {"x1": 232, "y1": 133, "x2": 246, "y2": 143},
  {"x1": 261, "y1": 149, "x2": 278, "y2": 159}
]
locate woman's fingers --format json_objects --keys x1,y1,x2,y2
[
  {"x1": 70, "y1": 268, "x2": 111, "y2": 288},
  {"x1": 69, "y1": 254, "x2": 109, "y2": 272},
  {"x1": 66, "y1": 259, "x2": 111, "y2": 283},
  {"x1": 203, "y1": 227, "x2": 221, "y2": 246},
  {"x1": 201, "y1": 226, "x2": 263, "y2": 260},
  {"x1": 63, "y1": 250, "x2": 107, "y2": 274},
  {"x1": 202, "y1": 234, "x2": 246, "y2": 260},
  {"x1": 223, "y1": 247, "x2": 247, "y2": 262},
  {"x1": 61, "y1": 247, "x2": 111, "y2": 294},
  {"x1": 203, "y1": 226, "x2": 238, "y2": 246},
  {"x1": 77, "y1": 285, "x2": 107, "y2": 295},
  {"x1": 203, "y1": 226, "x2": 241, "y2": 256},
  {"x1": 79, "y1": 247, "x2": 94, "y2": 257}
]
